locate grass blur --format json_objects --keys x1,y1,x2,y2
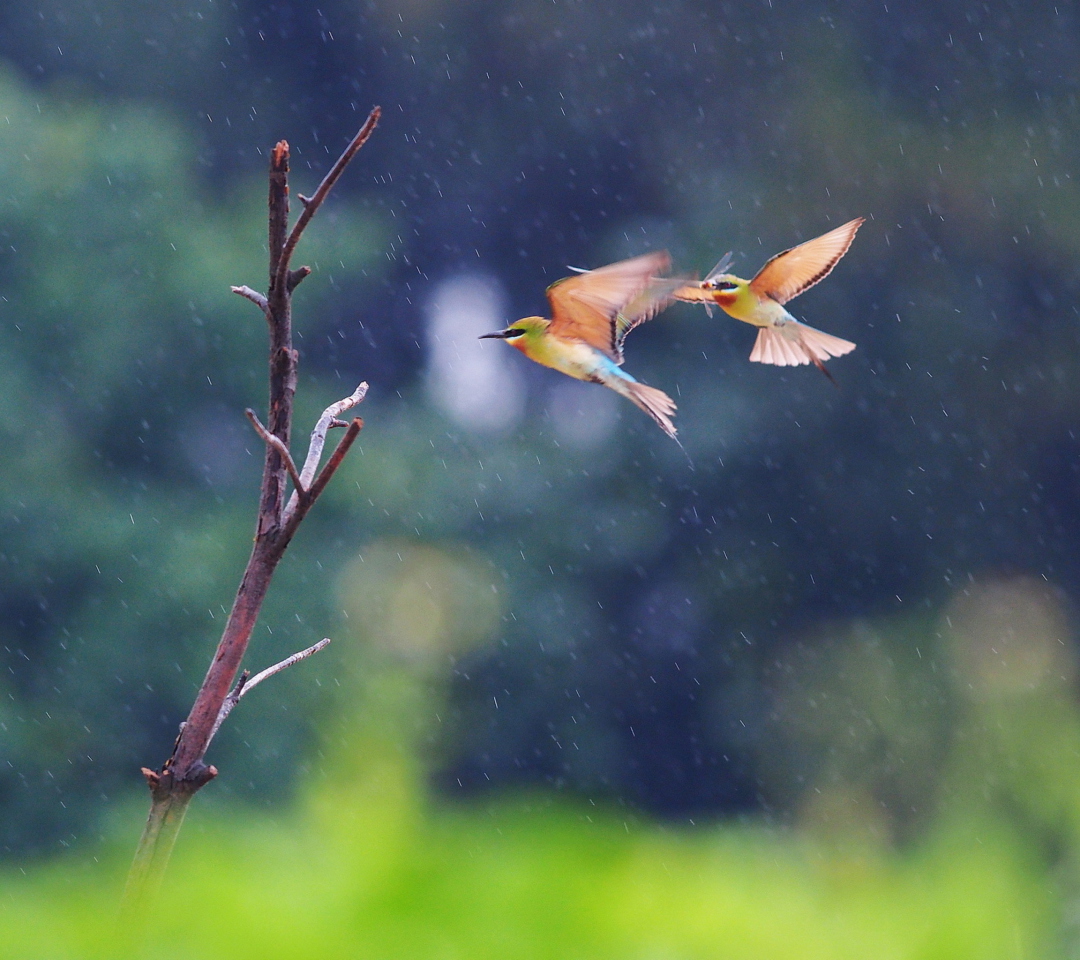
[
  {"x1": 4, "y1": 570, "x2": 1078, "y2": 960},
  {"x1": 0, "y1": 756, "x2": 1054, "y2": 959}
]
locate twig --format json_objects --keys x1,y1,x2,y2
[
  {"x1": 274, "y1": 106, "x2": 381, "y2": 295},
  {"x1": 305, "y1": 418, "x2": 364, "y2": 508},
  {"x1": 246, "y1": 409, "x2": 305, "y2": 496},
  {"x1": 208, "y1": 638, "x2": 331, "y2": 744},
  {"x1": 267, "y1": 140, "x2": 291, "y2": 296},
  {"x1": 283, "y1": 417, "x2": 364, "y2": 536},
  {"x1": 283, "y1": 382, "x2": 368, "y2": 521},
  {"x1": 299, "y1": 382, "x2": 369, "y2": 490},
  {"x1": 236, "y1": 637, "x2": 331, "y2": 700},
  {"x1": 231, "y1": 284, "x2": 270, "y2": 317},
  {"x1": 287, "y1": 266, "x2": 312, "y2": 293}
]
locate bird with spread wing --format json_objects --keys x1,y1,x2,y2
[
  {"x1": 480, "y1": 252, "x2": 685, "y2": 438},
  {"x1": 674, "y1": 218, "x2": 864, "y2": 382}
]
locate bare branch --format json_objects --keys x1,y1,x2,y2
[
  {"x1": 274, "y1": 106, "x2": 381, "y2": 294},
  {"x1": 287, "y1": 266, "x2": 312, "y2": 292},
  {"x1": 245, "y1": 637, "x2": 332, "y2": 697},
  {"x1": 323, "y1": 382, "x2": 370, "y2": 420},
  {"x1": 231, "y1": 284, "x2": 270, "y2": 316},
  {"x1": 289, "y1": 382, "x2": 369, "y2": 511},
  {"x1": 245, "y1": 409, "x2": 305, "y2": 497},
  {"x1": 207, "y1": 639, "x2": 331, "y2": 751},
  {"x1": 206, "y1": 671, "x2": 251, "y2": 748},
  {"x1": 282, "y1": 419, "x2": 363, "y2": 534},
  {"x1": 261, "y1": 139, "x2": 299, "y2": 532},
  {"x1": 305, "y1": 417, "x2": 363, "y2": 506},
  {"x1": 267, "y1": 140, "x2": 291, "y2": 291},
  {"x1": 127, "y1": 117, "x2": 379, "y2": 914}
]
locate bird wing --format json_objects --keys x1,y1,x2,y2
[
  {"x1": 546, "y1": 251, "x2": 671, "y2": 363},
  {"x1": 614, "y1": 274, "x2": 692, "y2": 354},
  {"x1": 671, "y1": 283, "x2": 711, "y2": 303},
  {"x1": 703, "y1": 251, "x2": 734, "y2": 283},
  {"x1": 748, "y1": 218, "x2": 864, "y2": 305},
  {"x1": 670, "y1": 281, "x2": 715, "y2": 316}
]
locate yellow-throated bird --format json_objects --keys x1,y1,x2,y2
[
  {"x1": 480, "y1": 252, "x2": 683, "y2": 438},
  {"x1": 674, "y1": 218, "x2": 864, "y2": 382}
]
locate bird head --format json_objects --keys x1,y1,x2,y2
[
  {"x1": 479, "y1": 316, "x2": 548, "y2": 352},
  {"x1": 674, "y1": 251, "x2": 746, "y2": 308},
  {"x1": 700, "y1": 273, "x2": 747, "y2": 308}
]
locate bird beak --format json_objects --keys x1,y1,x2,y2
[{"x1": 479, "y1": 330, "x2": 515, "y2": 339}]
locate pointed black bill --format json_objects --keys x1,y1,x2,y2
[{"x1": 479, "y1": 329, "x2": 516, "y2": 339}]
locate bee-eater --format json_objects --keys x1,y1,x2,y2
[
  {"x1": 480, "y1": 252, "x2": 682, "y2": 438},
  {"x1": 674, "y1": 218, "x2": 864, "y2": 381}
]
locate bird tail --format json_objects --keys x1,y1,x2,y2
[
  {"x1": 622, "y1": 379, "x2": 678, "y2": 439},
  {"x1": 749, "y1": 320, "x2": 855, "y2": 376}
]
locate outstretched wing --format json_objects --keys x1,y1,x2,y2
[
  {"x1": 749, "y1": 218, "x2": 864, "y2": 305},
  {"x1": 614, "y1": 274, "x2": 692, "y2": 355},
  {"x1": 546, "y1": 251, "x2": 671, "y2": 363}
]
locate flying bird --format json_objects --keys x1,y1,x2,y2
[
  {"x1": 674, "y1": 218, "x2": 865, "y2": 382},
  {"x1": 480, "y1": 252, "x2": 683, "y2": 438}
]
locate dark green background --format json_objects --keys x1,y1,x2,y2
[{"x1": 1, "y1": 0, "x2": 1078, "y2": 876}]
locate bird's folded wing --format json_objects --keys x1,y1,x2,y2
[
  {"x1": 546, "y1": 251, "x2": 671, "y2": 362},
  {"x1": 749, "y1": 218, "x2": 864, "y2": 305}
]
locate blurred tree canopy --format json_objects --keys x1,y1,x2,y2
[{"x1": 1, "y1": 1, "x2": 1079, "y2": 914}]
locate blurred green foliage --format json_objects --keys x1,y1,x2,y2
[
  {"x1": 0, "y1": 649, "x2": 1070, "y2": 958},
  {"x1": 0, "y1": 806, "x2": 1056, "y2": 959}
]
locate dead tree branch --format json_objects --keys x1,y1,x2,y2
[
  {"x1": 284, "y1": 381, "x2": 369, "y2": 518},
  {"x1": 246, "y1": 408, "x2": 305, "y2": 495},
  {"x1": 276, "y1": 107, "x2": 381, "y2": 296},
  {"x1": 231, "y1": 284, "x2": 270, "y2": 317},
  {"x1": 284, "y1": 417, "x2": 364, "y2": 539},
  {"x1": 209, "y1": 638, "x2": 332, "y2": 743},
  {"x1": 122, "y1": 106, "x2": 381, "y2": 916}
]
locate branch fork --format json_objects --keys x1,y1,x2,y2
[{"x1": 209, "y1": 638, "x2": 332, "y2": 743}]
